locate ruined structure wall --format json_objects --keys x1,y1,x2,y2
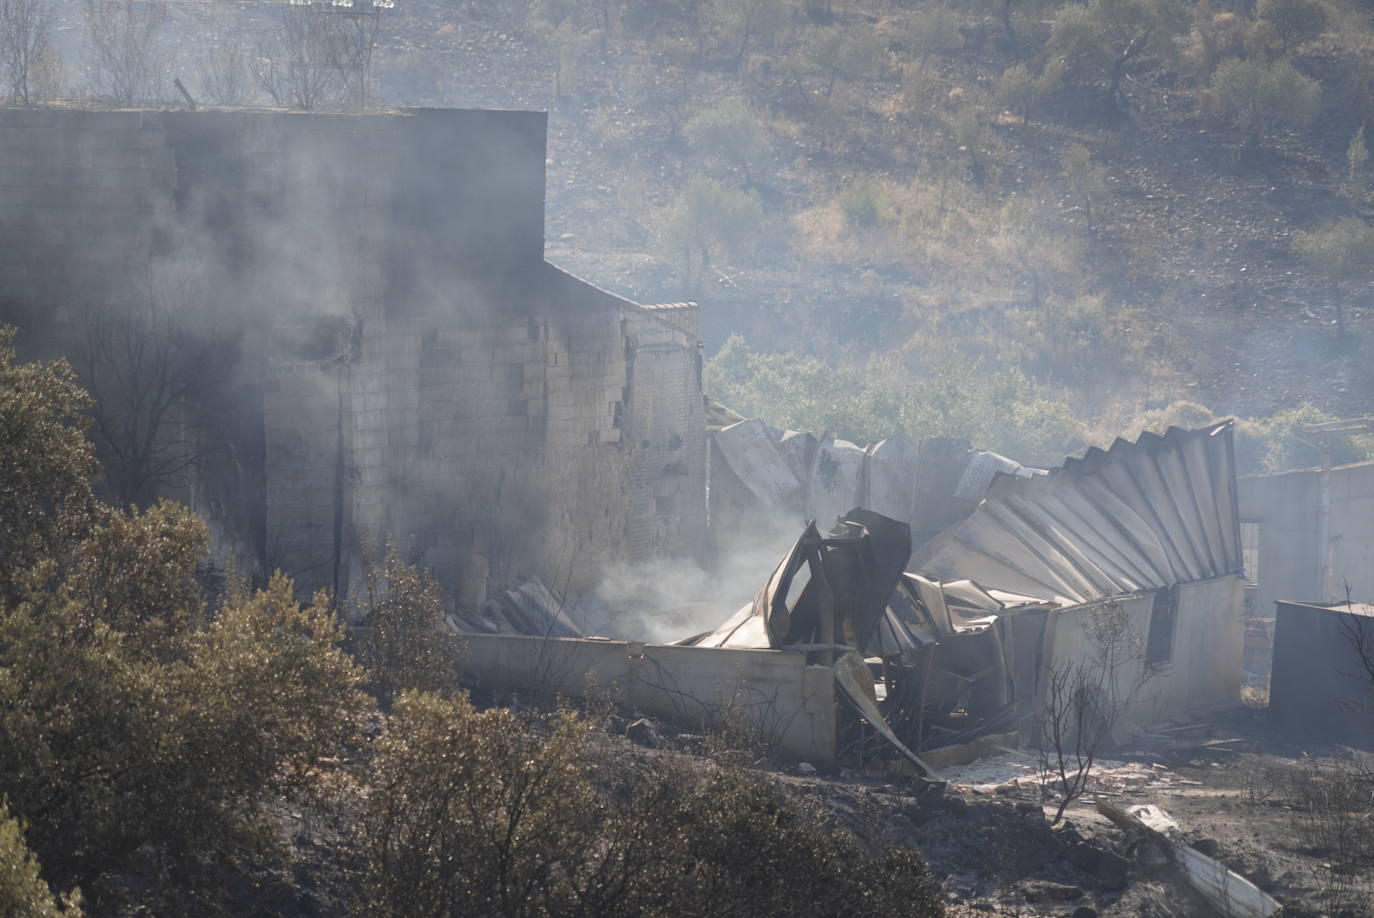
[
  {"x1": 1043, "y1": 575, "x2": 1243, "y2": 733},
  {"x1": 0, "y1": 110, "x2": 173, "y2": 350},
  {"x1": 0, "y1": 107, "x2": 705, "y2": 606},
  {"x1": 623, "y1": 307, "x2": 706, "y2": 565},
  {"x1": 1239, "y1": 462, "x2": 1374, "y2": 614}
]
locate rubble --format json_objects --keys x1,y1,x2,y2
[{"x1": 1096, "y1": 801, "x2": 1281, "y2": 918}]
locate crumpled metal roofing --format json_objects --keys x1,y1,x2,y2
[{"x1": 909, "y1": 422, "x2": 1242, "y2": 606}]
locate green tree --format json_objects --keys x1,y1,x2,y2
[
  {"x1": 1291, "y1": 216, "x2": 1374, "y2": 337},
  {"x1": 664, "y1": 177, "x2": 764, "y2": 292},
  {"x1": 0, "y1": 803, "x2": 80, "y2": 917},
  {"x1": 0, "y1": 327, "x2": 95, "y2": 603},
  {"x1": 712, "y1": 0, "x2": 787, "y2": 73},
  {"x1": 1256, "y1": 0, "x2": 1329, "y2": 55},
  {"x1": 685, "y1": 99, "x2": 770, "y2": 186},
  {"x1": 996, "y1": 59, "x2": 1064, "y2": 125},
  {"x1": 357, "y1": 540, "x2": 464, "y2": 705},
  {"x1": 803, "y1": 25, "x2": 885, "y2": 97},
  {"x1": 1210, "y1": 57, "x2": 1321, "y2": 157},
  {"x1": 353, "y1": 692, "x2": 946, "y2": 918},
  {"x1": 1049, "y1": 0, "x2": 1189, "y2": 113},
  {"x1": 0, "y1": 339, "x2": 371, "y2": 911}
]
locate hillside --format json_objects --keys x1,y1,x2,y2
[{"x1": 357, "y1": 0, "x2": 1373, "y2": 451}]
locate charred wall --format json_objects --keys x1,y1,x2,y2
[{"x1": 0, "y1": 106, "x2": 704, "y2": 605}]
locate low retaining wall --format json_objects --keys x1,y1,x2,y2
[{"x1": 461, "y1": 633, "x2": 837, "y2": 765}]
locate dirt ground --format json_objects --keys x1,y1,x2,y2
[{"x1": 620, "y1": 704, "x2": 1374, "y2": 918}]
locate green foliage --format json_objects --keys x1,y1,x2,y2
[
  {"x1": 803, "y1": 24, "x2": 885, "y2": 96},
  {"x1": 711, "y1": 0, "x2": 787, "y2": 71},
  {"x1": 358, "y1": 540, "x2": 464, "y2": 705},
  {"x1": 1236, "y1": 404, "x2": 1374, "y2": 473},
  {"x1": 0, "y1": 339, "x2": 371, "y2": 911},
  {"x1": 1256, "y1": 0, "x2": 1329, "y2": 54},
  {"x1": 899, "y1": 3, "x2": 964, "y2": 56},
  {"x1": 838, "y1": 179, "x2": 884, "y2": 227},
  {"x1": 685, "y1": 98, "x2": 770, "y2": 185},
  {"x1": 664, "y1": 177, "x2": 764, "y2": 291},
  {"x1": 1049, "y1": 0, "x2": 1189, "y2": 107},
  {"x1": 354, "y1": 692, "x2": 945, "y2": 918},
  {"x1": 1291, "y1": 216, "x2": 1374, "y2": 281},
  {"x1": 0, "y1": 803, "x2": 80, "y2": 917},
  {"x1": 0, "y1": 327, "x2": 95, "y2": 602},
  {"x1": 996, "y1": 60, "x2": 1064, "y2": 124},
  {"x1": 0, "y1": 521, "x2": 368, "y2": 912},
  {"x1": 1210, "y1": 57, "x2": 1321, "y2": 150},
  {"x1": 704, "y1": 335, "x2": 1082, "y2": 465}
]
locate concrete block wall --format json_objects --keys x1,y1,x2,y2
[
  {"x1": 263, "y1": 364, "x2": 346, "y2": 597},
  {"x1": 462, "y1": 632, "x2": 838, "y2": 765},
  {"x1": 624, "y1": 307, "x2": 706, "y2": 563},
  {"x1": 0, "y1": 110, "x2": 174, "y2": 346},
  {"x1": 0, "y1": 107, "x2": 708, "y2": 608}
]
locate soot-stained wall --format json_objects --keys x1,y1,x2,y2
[{"x1": 0, "y1": 107, "x2": 704, "y2": 606}]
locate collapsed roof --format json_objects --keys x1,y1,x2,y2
[{"x1": 910, "y1": 422, "x2": 1243, "y2": 606}]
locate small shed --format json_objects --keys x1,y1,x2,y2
[{"x1": 1270, "y1": 600, "x2": 1374, "y2": 748}]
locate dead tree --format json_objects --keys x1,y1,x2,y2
[
  {"x1": 197, "y1": 37, "x2": 252, "y2": 107},
  {"x1": 76, "y1": 265, "x2": 221, "y2": 508},
  {"x1": 253, "y1": 3, "x2": 381, "y2": 111},
  {"x1": 82, "y1": 0, "x2": 167, "y2": 104},
  {"x1": 0, "y1": 0, "x2": 50, "y2": 104},
  {"x1": 1038, "y1": 597, "x2": 1153, "y2": 824}
]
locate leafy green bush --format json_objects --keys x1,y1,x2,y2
[
  {"x1": 1049, "y1": 0, "x2": 1189, "y2": 110},
  {"x1": 803, "y1": 24, "x2": 886, "y2": 96},
  {"x1": 995, "y1": 59, "x2": 1064, "y2": 124},
  {"x1": 358, "y1": 540, "x2": 464, "y2": 705},
  {"x1": 685, "y1": 99, "x2": 770, "y2": 186},
  {"x1": 1256, "y1": 0, "x2": 1329, "y2": 54},
  {"x1": 704, "y1": 335, "x2": 1082, "y2": 465},
  {"x1": 1210, "y1": 57, "x2": 1321, "y2": 152},
  {"x1": 664, "y1": 177, "x2": 765, "y2": 291},
  {"x1": 353, "y1": 692, "x2": 945, "y2": 918},
  {"x1": 711, "y1": 0, "x2": 787, "y2": 72},
  {"x1": 0, "y1": 328, "x2": 370, "y2": 913},
  {"x1": 1236, "y1": 404, "x2": 1374, "y2": 474},
  {"x1": 838, "y1": 179, "x2": 884, "y2": 227},
  {"x1": 1291, "y1": 216, "x2": 1374, "y2": 334},
  {"x1": 0, "y1": 803, "x2": 80, "y2": 917}
]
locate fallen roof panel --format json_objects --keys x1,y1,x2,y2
[{"x1": 911, "y1": 423, "x2": 1242, "y2": 602}]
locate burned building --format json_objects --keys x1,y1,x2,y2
[
  {"x1": 0, "y1": 107, "x2": 705, "y2": 603},
  {"x1": 463, "y1": 422, "x2": 1248, "y2": 770}
]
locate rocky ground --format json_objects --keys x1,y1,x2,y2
[{"x1": 601, "y1": 702, "x2": 1374, "y2": 917}]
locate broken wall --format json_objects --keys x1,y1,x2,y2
[
  {"x1": 1238, "y1": 461, "x2": 1374, "y2": 615},
  {"x1": 0, "y1": 107, "x2": 706, "y2": 602},
  {"x1": 1270, "y1": 601, "x2": 1374, "y2": 747},
  {"x1": 462, "y1": 633, "x2": 837, "y2": 765},
  {"x1": 1041, "y1": 575, "x2": 1244, "y2": 735}
]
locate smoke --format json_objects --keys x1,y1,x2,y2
[{"x1": 581, "y1": 510, "x2": 802, "y2": 644}]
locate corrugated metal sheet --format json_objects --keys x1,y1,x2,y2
[{"x1": 910, "y1": 422, "x2": 1243, "y2": 605}]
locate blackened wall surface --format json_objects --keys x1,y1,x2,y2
[{"x1": 0, "y1": 106, "x2": 703, "y2": 605}]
